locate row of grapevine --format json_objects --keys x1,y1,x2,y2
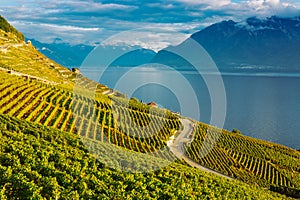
[
  {"x1": 228, "y1": 150, "x2": 292, "y2": 187},
  {"x1": 0, "y1": 113, "x2": 287, "y2": 199},
  {"x1": 0, "y1": 73, "x2": 182, "y2": 159},
  {"x1": 185, "y1": 122, "x2": 299, "y2": 189},
  {"x1": 185, "y1": 141, "x2": 237, "y2": 177}
]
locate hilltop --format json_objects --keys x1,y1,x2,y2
[{"x1": 0, "y1": 16, "x2": 299, "y2": 199}]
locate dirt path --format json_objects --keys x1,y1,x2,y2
[
  {"x1": 0, "y1": 67, "x2": 57, "y2": 85},
  {"x1": 0, "y1": 43, "x2": 24, "y2": 53},
  {"x1": 167, "y1": 118, "x2": 235, "y2": 180}
]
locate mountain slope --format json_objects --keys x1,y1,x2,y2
[
  {"x1": 0, "y1": 23, "x2": 114, "y2": 94},
  {"x1": 110, "y1": 48, "x2": 156, "y2": 67},
  {"x1": 153, "y1": 16, "x2": 300, "y2": 72},
  {"x1": 0, "y1": 30, "x2": 72, "y2": 84}
]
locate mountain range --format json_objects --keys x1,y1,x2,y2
[
  {"x1": 193, "y1": 16, "x2": 300, "y2": 71},
  {"x1": 32, "y1": 16, "x2": 300, "y2": 73},
  {"x1": 153, "y1": 16, "x2": 300, "y2": 72}
]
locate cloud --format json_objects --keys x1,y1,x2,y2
[
  {"x1": 10, "y1": 21, "x2": 103, "y2": 45},
  {"x1": 175, "y1": 0, "x2": 232, "y2": 7},
  {"x1": 245, "y1": 0, "x2": 300, "y2": 17},
  {"x1": 1, "y1": 0, "x2": 300, "y2": 49},
  {"x1": 55, "y1": 1, "x2": 138, "y2": 12},
  {"x1": 146, "y1": 3, "x2": 176, "y2": 9},
  {"x1": 102, "y1": 29, "x2": 190, "y2": 52},
  {"x1": 38, "y1": 23, "x2": 100, "y2": 32}
]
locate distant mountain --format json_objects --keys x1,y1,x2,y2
[
  {"x1": 30, "y1": 15, "x2": 300, "y2": 72},
  {"x1": 152, "y1": 16, "x2": 300, "y2": 73},
  {"x1": 110, "y1": 48, "x2": 156, "y2": 67},
  {"x1": 28, "y1": 38, "x2": 94, "y2": 68},
  {"x1": 30, "y1": 39, "x2": 157, "y2": 69}
]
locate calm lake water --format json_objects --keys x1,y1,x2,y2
[{"x1": 83, "y1": 67, "x2": 300, "y2": 150}]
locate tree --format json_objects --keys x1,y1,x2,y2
[{"x1": 232, "y1": 129, "x2": 242, "y2": 135}]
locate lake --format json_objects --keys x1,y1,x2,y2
[{"x1": 82, "y1": 67, "x2": 300, "y2": 150}]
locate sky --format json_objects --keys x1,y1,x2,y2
[{"x1": 0, "y1": 0, "x2": 300, "y2": 51}]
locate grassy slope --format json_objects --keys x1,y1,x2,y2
[
  {"x1": 0, "y1": 15, "x2": 24, "y2": 41},
  {"x1": 0, "y1": 30, "x2": 70, "y2": 84},
  {"x1": 0, "y1": 29, "x2": 113, "y2": 95},
  {"x1": 0, "y1": 17, "x2": 298, "y2": 198}
]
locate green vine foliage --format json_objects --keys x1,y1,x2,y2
[{"x1": 0, "y1": 115, "x2": 288, "y2": 199}]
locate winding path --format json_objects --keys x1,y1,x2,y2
[{"x1": 167, "y1": 118, "x2": 234, "y2": 180}]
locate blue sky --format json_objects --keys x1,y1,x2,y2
[{"x1": 0, "y1": 0, "x2": 300, "y2": 50}]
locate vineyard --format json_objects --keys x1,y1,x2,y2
[
  {"x1": 184, "y1": 123, "x2": 300, "y2": 194},
  {"x1": 0, "y1": 47, "x2": 300, "y2": 198},
  {"x1": 0, "y1": 24, "x2": 183, "y2": 166},
  {"x1": 1, "y1": 65, "x2": 299, "y2": 197},
  {"x1": 0, "y1": 70, "x2": 182, "y2": 164},
  {"x1": 0, "y1": 28, "x2": 114, "y2": 96},
  {"x1": 0, "y1": 114, "x2": 288, "y2": 199}
]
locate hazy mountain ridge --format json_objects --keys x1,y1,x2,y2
[
  {"x1": 27, "y1": 15, "x2": 300, "y2": 73},
  {"x1": 28, "y1": 38, "x2": 94, "y2": 68},
  {"x1": 111, "y1": 48, "x2": 156, "y2": 67},
  {"x1": 31, "y1": 39, "x2": 158, "y2": 69}
]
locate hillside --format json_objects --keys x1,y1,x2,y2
[
  {"x1": 0, "y1": 15, "x2": 24, "y2": 41},
  {"x1": 0, "y1": 45, "x2": 288, "y2": 200},
  {"x1": 0, "y1": 114, "x2": 287, "y2": 199},
  {"x1": 185, "y1": 123, "x2": 300, "y2": 197},
  {"x1": 0, "y1": 26, "x2": 114, "y2": 95},
  {"x1": 0, "y1": 16, "x2": 299, "y2": 199}
]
